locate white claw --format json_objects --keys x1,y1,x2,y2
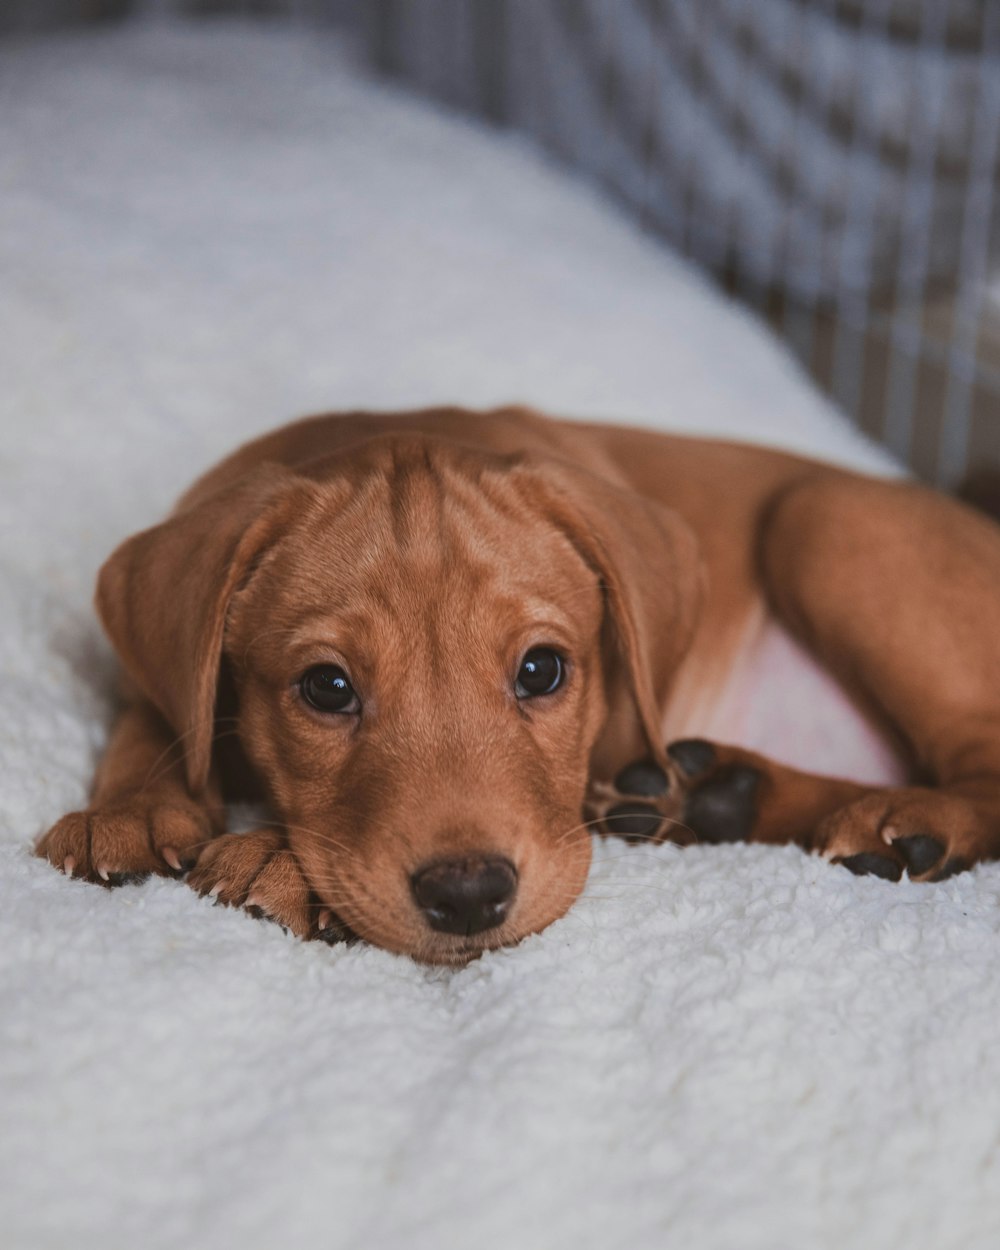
[
  {"x1": 162, "y1": 847, "x2": 183, "y2": 872},
  {"x1": 208, "y1": 880, "x2": 228, "y2": 899},
  {"x1": 318, "y1": 909, "x2": 332, "y2": 931},
  {"x1": 63, "y1": 855, "x2": 76, "y2": 876},
  {"x1": 245, "y1": 894, "x2": 265, "y2": 912},
  {"x1": 97, "y1": 864, "x2": 110, "y2": 882}
]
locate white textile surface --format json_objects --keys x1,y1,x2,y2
[{"x1": 2, "y1": 22, "x2": 998, "y2": 1250}]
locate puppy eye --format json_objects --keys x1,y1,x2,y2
[
  {"x1": 515, "y1": 648, "x2": 565, "y2": 699},
  {"x1": 300, "y1": 665, "x2": 359, "y2": 714}
]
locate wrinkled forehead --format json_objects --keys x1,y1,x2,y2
[{"x1": 234, "y1": 451, "x2": 604, "y2": 647}]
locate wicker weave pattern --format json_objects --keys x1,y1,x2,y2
[{"x1": 369, "y1": 0, "x2": 1000, "y2": 484}]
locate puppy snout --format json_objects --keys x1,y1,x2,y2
[{"x1": 410, "y1": 855, "x2": 517, "y2": 936}]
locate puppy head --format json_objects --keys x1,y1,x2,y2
[{"x1": 98, "y1": 435, "x2": 700, "y2": 962}]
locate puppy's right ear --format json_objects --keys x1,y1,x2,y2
[{"x1": 96, "y1": 466, "x2": 313, "y2": 796}]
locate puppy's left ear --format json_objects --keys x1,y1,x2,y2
[{"x1": 511, "y1": 458, "x2": 704, "y2": 766}]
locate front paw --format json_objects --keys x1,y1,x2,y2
[
  {"x1": 188, "y1": 831, "x2": 348, "y2": 943},
  {"x1": 36, "y1": 800, "x2": 214, "y2": 885}
]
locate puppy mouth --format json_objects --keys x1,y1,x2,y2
[
  {"x1": 366, "y1": 907, "x2": 522, "y2": 965},
  {"x1": 415, "y1": 927, "x2": 517, "y2": 966},
  {"x1": 325, "y1": 895, "x2": 523, "y2": 965}
]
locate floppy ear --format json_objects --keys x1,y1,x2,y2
[
  {"x1": 95, "y1": 465, "x2": 313, "y2": 796},
  {"x1": 511, "y1": 458, "x2": 704, "y2": 766}
]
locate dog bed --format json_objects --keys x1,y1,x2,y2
[{"x1": 2, "y1": 21, "x2": 998, "y2": 1250}]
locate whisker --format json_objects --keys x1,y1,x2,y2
[
  {"x1": 138, "y1": 718, "x2": 242, "y2": 793},
  {"x1": 592, "y1": 811, "x2": 701, "y2": 845},
  {"x1": 286, "y1": 824, "x2": 356, "y2": 858},
  {"x1": 552, "y1": 819, "x2": 600, "y2": 848}
]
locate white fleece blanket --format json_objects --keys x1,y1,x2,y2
[{"x1": 3, "y1": 22, "x2": 1000, "y2": 1250}]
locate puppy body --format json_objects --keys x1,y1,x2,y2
[{"x1": 38, "y1": 407, "x2": 1000, "y2": 960}]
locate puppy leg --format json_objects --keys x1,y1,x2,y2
[
  {"x1": 592, "y1": 737, "x2": 970, "y2": 880},
  {"x1": 591, "y1": 740, "x2": 870, "y2": 845},
  {"x1": 755, "y1": 472, "x2": 1000, "y2": 878},
  {"x1": 188, "y1": 831, "x2": 349, "y2": 943},
  {"x1": 36, "y1": 700, "x2": 220, "y2": 884}
]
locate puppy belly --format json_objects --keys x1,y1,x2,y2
[{"x1": 663, "y1": 617, "x2": 907, "y2": 786}]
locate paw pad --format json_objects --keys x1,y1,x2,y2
[
  {"x1": 613, "y1": 760, "x2": 669, "y2": 797},
  {"x1": 682, "y1": 764, "x2": 759, "y2": 844},
  {"x1": 892, "y1": 834, "x2": 944, "y2": 876},
  {"x1": 837, "y1": 852, "x2": 902, "y2": 881},
  {"x1": 931, "y1": 857, "x2": 968, "y2": 881},
  {"x1": 666, "y1": 739, "x2": 717, "y2": 777},
  {"x1": 316, "y1": 909, "x2": 353, "y2": 945},
  {"x1": 601, "y1": 802, "x2": 664, "y2": 842},
  {"x1": 98, "y1": 870, "x2": 150, "y2": 889}
]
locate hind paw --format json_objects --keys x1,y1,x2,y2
[
  {"x1": 588, "y1": 738, "x2": 762, "y2": 846},
  {"x1": 816, "y1": 790, "x2": 979, "y2": 882}
]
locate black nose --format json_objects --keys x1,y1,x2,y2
[{"x1": 410, "y1": 856, "x2": 517, "y2": 936}]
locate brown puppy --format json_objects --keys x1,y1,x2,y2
[{"x1": 36, "y1": 407, "x2": 1000, "y2": 962}]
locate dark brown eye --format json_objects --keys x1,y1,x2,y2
[
  {"x1": 515, "y1": 648, "x2": 564, "y2": 699},
  {"x1": 300, "y1": 665, "x2": 359, "y2": 714}
]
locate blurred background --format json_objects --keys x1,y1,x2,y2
[{"x1": 3, "y1": 0, "x2": 998, "y2": 487}]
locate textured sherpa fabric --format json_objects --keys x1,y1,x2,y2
[{"x1": 2, "y1": 22, "x2": 999, "y2": 1250}]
